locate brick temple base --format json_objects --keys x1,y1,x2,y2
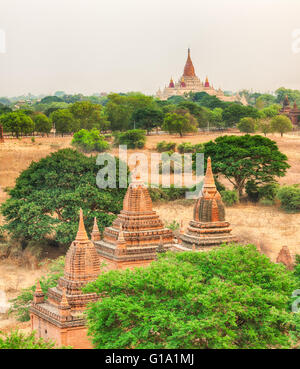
[{"x1": 30, "y1": 314, "x2": 93, "y2": 349}]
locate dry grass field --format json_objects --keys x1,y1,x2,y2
[{"x1": 0, "y1": 132, "x2": 299, "y2": 332}]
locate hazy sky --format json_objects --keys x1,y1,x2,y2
[{"x1": 0, "y1": 0, "x2": 300, "y2": 97}]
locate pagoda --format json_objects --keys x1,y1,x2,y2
[
  {"x1": 30, "y1": 209, "x2": 101, "y2": 349},
  {"x1": 94, "y1": 169, "x2": 174, "y2": 269},
  {"x1": 280, "y1": 95, "x2": 300, "y2": 128},
  {"x1": 180, "y1": 157, "x2": 237, "y2": 249},
  {"x1": 156, "y1": 48, "x2": 247, "y2": 105}
]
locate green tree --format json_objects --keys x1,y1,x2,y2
[
  {"x1": 131, "y1": 106, "x2": 163, "y2": 133},
  {"x1": 209, "y1": 107, "x2": 224, "y2": 129},
  {"x1": 50, "y1": 109, "x2": 77, "y2": 136},
  {"x1": 0, "y1": 149, "x2": 128, "y2": 246},
  {"x1": 33, "y1": 113, "x2": 52, "y2": 136},
  {"x1": 72, "y1": 129, "x2": 110, "y2": 153},
  {"x1": 0, "y1": 330, "x2": 69, "y2": 349},
  {"x1": 114, "y1": 129, "x2": 146, "y2": 149},
  {"x1": 162, "y1": 112, "x2": 197, "y2": 137},
  {"x1": 258, "y1": 119, "x2": 272, "y2": 136},
  {"x1": 69, "y1": 101, "x2": 109, "y2": 131},
  {"x1": 197, "y1": 135, "x2": 289, "y2": 196},
  {"x1": 84, "y1": 244, "x2": 298, "y2": 349},
  {"x1": 271, "y1": 115, "x2": 293, "y2": 137},
  {"x1": 0, "y1": 112, "x2": 34, "y2": 138},
  {"x1": 237, "y1": 117, "x2": 257, "y2": 133},
  {"x1": 222, "y1": 104, "x2": 260, "y2": 127}
]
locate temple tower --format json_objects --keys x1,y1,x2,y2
[
  {"x1": 180, "y1": 157, "x2": 237, "y2": 249},
  {"x1": 94, "y1": 172, "x2": 174, "y2": 269},
  {"x1": 30, "y1": 209, "x2": 101, "y2": 348}
]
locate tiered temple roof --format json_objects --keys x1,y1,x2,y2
[
  {"x1": 180, "y1": 157, "x2": 237, "y2": 249},
  {"x1": 94, "y1": 171, "x2": 174, "y2": 268},
  {"x1": 183, "y1": 48, "x2": 196, "y2": 77}
]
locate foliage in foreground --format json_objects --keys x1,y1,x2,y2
[
  {"x1": 276, "y1": 185, "x2": 300, "y2": 212},
  {"x1": 9, "y1": 257, "x2": 65, "y2": 322},
  {"x1": 0, "y1": 330, "x2": 70, "y2": 349},
  {"x1": 71, "y1": 128, "x2": 110, "y2": 153},
  {"x1": 84, "y1": 244, "x2": 299, "y2": 349},
  {"x1": 0, "y1": 149, "x2": 128, "y2": 246}
]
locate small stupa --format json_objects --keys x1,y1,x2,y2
[{"x1": 180, "y1": 157, "x2": 237, "y2": 249}]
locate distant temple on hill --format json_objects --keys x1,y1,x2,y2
[{"x1": 156, "y1": 49, "x2": 247, "y2": 105}]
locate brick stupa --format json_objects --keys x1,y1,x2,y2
[
  {"x1": 276, "y1": 245, "x2": 294, "y2": 270},
  {"x1": 30, "y1": 209, "x2": 101, "y2": 348},
  {"x1": 180, "y1": 157, "x2": 237, "y2": 249},
  {"x1": 94, "y1": 169, "x2": 174, "y2": 269}
]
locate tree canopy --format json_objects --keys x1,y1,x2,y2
[
  {"x1": 0, "y1": 149, "x2": 128, "y2": 246},
  {"x1": 195, "y1": 135, "x2": 289, "y2": 195},
  {"x1": 84, "y1": 244, "x2": 298, "y2": 349}
]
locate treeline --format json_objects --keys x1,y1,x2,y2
[{"x1": 0, "y1": 88, "x2": 299, "y2": 138}]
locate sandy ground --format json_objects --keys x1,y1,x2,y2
[{"x1": 0, "y1": 132, "x2": 299, "y2": 333}]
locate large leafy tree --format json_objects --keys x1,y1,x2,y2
[
  {"x1": 0, "y1": 112, "x2": 34, "y2": 138},
  {"x1": 237, "y1": 117, "x2": 257, "y2": 133},
  {"x1": 271, "y1": 115, "x2": 293, "y2": 137},
  {"x1": 131, "y1": 106, "x2": 163, "y2": 133},
  {"x1": 195, "y1": 135, "x2": 289, "y2": 196},
  {"x1": 162, "y1": 111, "x2": 197, "y2": 137},
  {"x1": 84, "y1": 244, "x2": 298, "y2": 349},
  {"x1": 222, "y1": 104, "x2": 260, "y2": 127},
  {"x1": 50, "y1": 109, "x2": 77, "y2": 136},
  {"x1": 33, "y1": 113, "x2": 52, "y2": 135},
  {"x1": 69, "y1": 101, "x2": 109, "y2": 131},
  {"x1": 0, "y1": 149, "x2": 128, "y2": 246}
]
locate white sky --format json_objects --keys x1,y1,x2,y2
[{"x1": 0, "y1": 0, "x2": 300, "y2": 97}]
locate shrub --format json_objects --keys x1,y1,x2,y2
[
  {"x1": 177, "y1": 142, "x2": 195, "y2": 153},
  {"x1": 259, "y1": 198, "x2": 274, "y2": 206},
  {"x1": 156, "y1": 141, "x2": 176, "y2": 152},
  {"x1": 277, "y1": 185, "x2": 300, "y2": 212},
  {"x1": 71, "y1": 128, "x2": 110, "y2": 153},
  {"x1": 0, "y1": 330, "x2": 70, "y2": 349},
  {"x1": 220, "y1": 190, "x2": 239, "y2": 206},
  {"x1": 165, "y1": 220, "x2": 180, "y2": 231},
  {"x1": 148, "y1": 185, "x2": 187, "y2": 202},
  {"x1": 114, "y1": 129, "x2": 146, "y2": 149},
  {"x1": 84, "y1": 244, "x2": 298, "y2": 349}
]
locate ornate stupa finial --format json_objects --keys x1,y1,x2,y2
[
  {"x1": 33, "y1": 280, "x2": 44, "y2": 304},
  {"x1": 180, "y1": 220, "x2": 184, "y2": 234},
  {"x1": 75, "y1": 208, "x2": 88, "y2": 242},
  {"x1": 91, "y1": 217, "x2": 101, "y2": 242},
  {"x1": 169, "y1": 77, "x2": 175, "y2": 88},
  {"x1": 60, "y1": 289, "x2": 70, "y2": 308},
  {"x1": 204, "y1": 76, "x2": 210, "y2": 88},
  {"x1": 183, "y1": 48, "x2": 196, "y2": 77},
  {"x1": 203, "y1": 157, "x2": 216, "y2": 191}
]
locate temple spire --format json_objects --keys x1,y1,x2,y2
[
  {"x1": 183, "y1": 48, "x2": 196, "y2": 77},
  {"x1": 203, "y1": 157, "x2": 216, "y2": 190},
  {"x1": 91, "y1": 217, "x2": 101, "y2": 242},
  {"x1": 75, "y1": 208, "x2": 88, "y2": 242},
  {"x1": 204, "y1": 76, "x2": 210, "y2": 88}
]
